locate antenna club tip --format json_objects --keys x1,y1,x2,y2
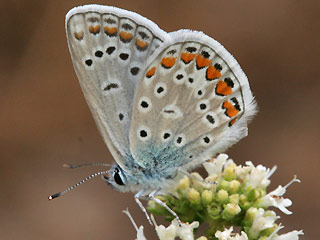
[
  {"x1": 63, "y1": 164, "x2": 73, "y2": 168},
  {"x1": 48, "y1": 192, "x2": 61, "y2": 200}
]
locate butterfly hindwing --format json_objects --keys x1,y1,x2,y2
[
  {"x1": 66, "y1": 5, "x2": 170, "y2": 171},
  {"x1": 130, "y1": 30, "x2": 257, "y2": 171}
]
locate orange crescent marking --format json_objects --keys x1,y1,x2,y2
[
  {"x1": 216, "y1": 81, "x2": 232, "y2": 96},
  {"x1": 207, "y1": 65, "x2": 222, "y2": 80},
  {"x1": 104, "y1": 27, "x2": 117, "y2": 35},
  {"x1": 181, "y1": 52, "x2": 196, "y2": 64},
  {"x1": 161, "y1": 57, "x2": 176, "y2": 68},
  {"x1": 146, "y1": 67, "x2": 156, "y2": 78},
  {"x1": 120, "y1": 31, "x2": 133, "y2": 41},
  {"x1": 196, "y1": 54, "x2": 211, "y2": 68},
  {"x1": 89, "y1": 25, "x2": 100, "y2": 34},
  {"x1": 74, "y1": 32, "x2": 84, "y2": 40},
  {"x1": 229, "y1": 117, "x2": 237, "y2": 126},
  {"x1": 223, "y1": 101, "x2": 239, "y2": 118},
  {"x1": 136, "y1": 39, "x2": 149, "y2": 49}
]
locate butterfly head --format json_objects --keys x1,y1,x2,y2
[{"x1": 105, "y1": 165, "x2": 129, "y2": 191}]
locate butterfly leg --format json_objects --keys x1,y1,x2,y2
[
  {"x1": 149, "y1": 189, "x2": 182, "y2": 226},
  {"x1": 134, "y1": 190, "x2": 153, "y2": 225}
]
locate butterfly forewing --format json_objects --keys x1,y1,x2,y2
[
  {"x1": 130, "y1": 30, "x2": 256, "y2": 171},
  {"x1": 66, "y1": 5, "x2": 169, "y2": 171}
]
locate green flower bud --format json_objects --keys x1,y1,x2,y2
[
  {"x1": 245, "y1": 207, "x2": 258, "y2": 223},
  {"x1": 201, "y1": 190, "x2": 213, "y2": 205},
  {"x1": 223, "y1": 163, "x2": 236, "y2": 181},
  {"x1": 218, "y1": 179, "x2": 230, "y2": 191},
  {"x1": 196, "y1": 237, "x2": 208, "y2": 240},
  {"x1": 222, "y1": 203, "x2": 241, "y2": 220},
  {"x1": 257, "y1": 237, "x2": 268, "y2": 240},
  {"x1": 187, "y1": 188, "x2": 201, "y2": 205},
  {"x1": 147, "y1": 199, "x2": 168, "y2": 215},
  {"x1": 217, "y1": 189, "x2": 228, "y2": 203},
  {"x1": 207, "y1": 204, "x2": 221, "y2": 219},
  {"x1": 247, "y1": 188, "x2": 260, "y2": 201},
  {"x1": 240, "y1": 194, "x2": 251, "y2": 209},
  {"x1": 229, "y1": 194, "x2": 239, "y2": 204},
  {"x1": 191, "y1": 172, "x2": 206, "y2": 191},
  {"x1": 178, "y1": 175, "x2": 190, "y2": 191},
  {"x1": 229, "y1": 180, "x2": 241, "y2": 193},
  {"x1": 148, "y1": 199, "x2": 156, "y2": 209}
]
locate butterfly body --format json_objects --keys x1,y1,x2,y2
[{"x1": 65, "y1": 5, "x2": 257, "y2": 194}]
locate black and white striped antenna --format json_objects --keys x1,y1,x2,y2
[{"x1": 48, "y1": 163, "x2": 112, "y2": 200}]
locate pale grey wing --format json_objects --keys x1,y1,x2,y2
[
  {"x1": 129, "y1": 30, "x2": 257, "y2": 171},
  {"x1": 66, "y1": 5, "x2": 170, "y2": 171}
]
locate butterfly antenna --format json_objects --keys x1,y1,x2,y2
[
  {"x1": 48, "y1": 170, "x2": 111, "y2": 200},
  {"x1": 63, "y1": 162, "x2": 112, "y2": 169}
]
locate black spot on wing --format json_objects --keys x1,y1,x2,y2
[
  {"x1": 106, "y1": 46, "x2": 116, "y2": 55},
  {"x1": 87, "y1": 17, "x2": 99, "y2": 23},
  {"x1": 85, "y1": 59, "x2": 92, "y2": 66},
  {"x1": 95, "y1": 50, "x2": 103, "y2": 58},
  {"x1": 105, "y1": 18, "x2": 116, "y2": 24},
  {"x1": 119, "y1": 53, "x2": 129, "y2": 60},
  {"x1": 186, "y1": 47, "x2": 197, "y2": 53},
  {"x1": 130, "y1": 67, "x2": 140, "y2": 75},
  {"x1": 103, "y1": 83, "x2": 118, "y2": 91},
  {"x1": 138, "y1": 31, "x2": 149, "y2": 40},
  {"x1": 122, "y1": 23, "x2": 133, "y2": 30}
]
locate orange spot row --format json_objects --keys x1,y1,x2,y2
[
  {"x1": 146, "y1": 67, "x2": 156, "y2": 78},
  {"x1": 73, "y1": 32, "x2": 84, "y2": 40},
  {"x1": 136, "y1": 39, "x2": 149, "y2": 51},
  {"x1": 206, "y1": 65, "x2": 222, "y2": 81},
  {"x1": 89, "y1": 25, "x2": 100, "y2": 35},
  {"x1": 229, "y1": 117, "x2": 237, "y2": 127},
  {"x1": 196, "y1": 54, "x2": 211, "y2": 69},
  {"x1": 104, "y1": 27, "x2": 117, "y2": 36},
  {"x1": 119, "y1": 31, "x2": 133, "y2": 43},
  {"x1": 222, "y1": 100, "x2": 239, "y2": 118},
  {"x1": 161, "y1": 57, "x2": 176, "y2": 69},
  {"x1": 181, "y1": 52, "x2": 196, "y2": 64},
  {"x1": 216, "y1": 81, "x2": 232, "y2": 96}
]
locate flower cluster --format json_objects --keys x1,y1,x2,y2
[{"x1": 144, "y1": 154, "x2": 303, "y2": 240}]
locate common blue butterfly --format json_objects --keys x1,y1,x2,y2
[{"x1": 50, "y1": 4, "x2": 257, "y2": 223}]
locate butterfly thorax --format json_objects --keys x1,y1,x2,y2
[{"x1": 107, "y1": 150, "x2": 184, "y2": 192}]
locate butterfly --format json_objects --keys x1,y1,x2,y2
[{"x1": 49, "y1": 4, "x2": 257, "y2": 224}]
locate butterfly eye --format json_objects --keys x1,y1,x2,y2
[{"x1": 113, "y1": 168, "x2": 125, "y2": 186}]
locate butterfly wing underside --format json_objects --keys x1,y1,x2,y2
[
  {"x1": 129, "y1": 30, "x2": 257, "y2": 171},
  {"x1": 66, "y1": 5, "x2": 169, "y2": 171}
]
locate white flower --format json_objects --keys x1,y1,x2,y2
[
  {"x1": 272, "y1": 230, "x2": 304, "y2": 240},
  {"x1": 249, "y1": 208, "x2": 278, "y2": 238},
  {"x1": 153, "y1": 215, "x2": 199, "y2": 240},
  {"x1": 203, "y1": 153, "x2": 228, "y2": 178},
  {"x1": 123, "y1": 209, "x2": 147, "y2": 240},
  {"x1": 267, "y1": 224, "x2": 304, "y2": 240},
  {"x1": 136, "y1": 226, "x2": 147, "y2": 240},
  {"x1": 244, "y1": 162, "x2": 277, "y2": 188},
  {"x1": 215, "y1": 226, "x2": 248, "y2": 240},
  {"x1": 261, "y1": 176, "x2": 300, "y2": 215}
]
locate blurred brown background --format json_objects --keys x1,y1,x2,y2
[{"x1": 0, "y1": 0, "x2": 319, "y2": 239}]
